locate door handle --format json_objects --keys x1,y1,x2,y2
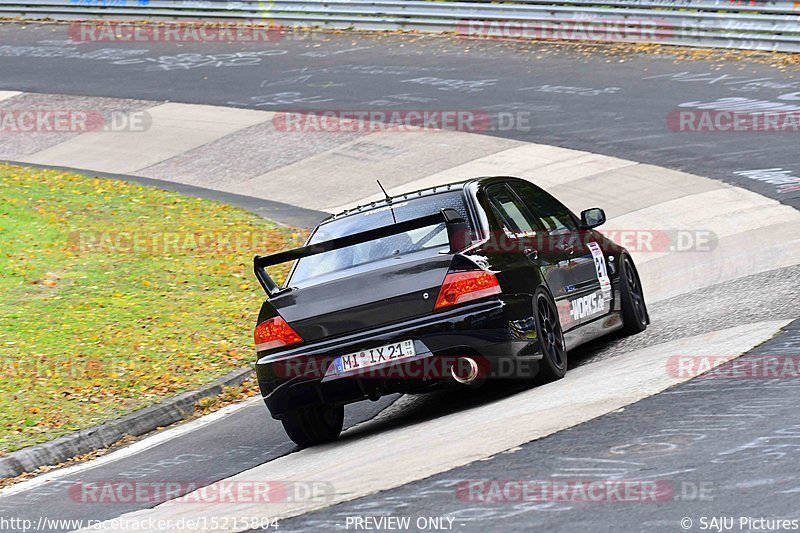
[
  {"x1": 556, "y1": 243, "x2": 574, "y2": 255},
  {"x1": 524, "y1": 248, "x2": 538, "y2": 260}
]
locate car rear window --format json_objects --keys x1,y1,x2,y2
[{"x1": 288, "y1": 191, "x2": 472, "y2": 286}]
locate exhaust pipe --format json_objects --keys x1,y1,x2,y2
[{"x1": 450, "y1": 357, "x2": 481, "y2": 386}]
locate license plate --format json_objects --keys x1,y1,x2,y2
[{"x1": 333, "y1": 340, "x2": 416, "y2": 374}]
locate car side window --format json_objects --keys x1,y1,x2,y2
[
  {"x1": 486, "y1": 184, "x2": 537, "y2": 235},
  {"x1": 511, "y1": 182, "x2": 577, "y2": 233}
]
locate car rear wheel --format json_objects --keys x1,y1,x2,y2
[
  {"x1": 281, "y1": 404, "x2": 344, "y2": 447},
  {"x1": 619, "y1": 255, "x2": 648, "y2": 335},
  {"x1": 533, "y1": 289, "x2": 568, "y2": 383}
]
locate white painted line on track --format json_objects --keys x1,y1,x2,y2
[
  {"x1": 0, "y1": 398, "x2": 261, "y2": 499},
  {"x1": 0, "y1": 91, "x2": 21, "y2": 102}
]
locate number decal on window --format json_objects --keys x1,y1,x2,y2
[{"x1": 587, "y1": 242, "x2": 612, "y2": 297}]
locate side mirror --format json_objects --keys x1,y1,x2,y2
[{"x1": 580, "y1": 208, "x2": 606, "y2": 229}]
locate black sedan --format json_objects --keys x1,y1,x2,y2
[{"x1": 253, "y1": 176, "x2": 649, "y2": 446}]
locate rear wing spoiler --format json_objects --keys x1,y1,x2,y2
[{"x1": 254, "y1": 208, "x2": 469, "y2": 296}]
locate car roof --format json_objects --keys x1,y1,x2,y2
[
  {"x1": 321, "y1": 176, "x2": 528, "y2": 226},
  {"x1": 322, "y1": 179, "x2": 474, "y2": 224}
]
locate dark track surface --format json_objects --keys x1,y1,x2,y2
[{"x1": 0, "y1": 24, "x2": 798, "y2": 209}]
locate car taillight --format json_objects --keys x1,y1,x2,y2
[
  {"x1": 434, "y1": 270, "x2": 501, "y2": 310},
  {"x1": 254, "y1": 316, "x2": 303, "y2": 351}
]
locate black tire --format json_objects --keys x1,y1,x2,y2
[
  {"x1": 619, "y1": 254, "x2": 648, "y2": 335},
  {"x1": 533, "y1": 288, "x2": 568, "y2": 384},
  {"x1": 281, "y1": 404, "x2": 344, "y2": 447}
]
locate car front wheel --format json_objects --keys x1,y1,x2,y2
[{"x1": 619, "y1": 254, "x2": 648, "y2": 335}]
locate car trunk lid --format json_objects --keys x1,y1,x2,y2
[{"x1": 268, "y1": 252, "x2": 453, "y2": 341}]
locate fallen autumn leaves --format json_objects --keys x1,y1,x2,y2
[{"x1": 0, "y1": 164, "x2": 306, "y2": 454}]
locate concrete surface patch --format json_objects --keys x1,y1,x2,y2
[
  {"x1": 141, "y1": 120, "x2": 367, "y2": 190},
  {"x1": 21, "y1": 103, "x2": 271, "y2": 174},
  {"x1": 0, "y1": 93, "x2": 154, "y2": 160},
  {"x1": 241, "y1": 130, "x2": 521, "y2": 211}
]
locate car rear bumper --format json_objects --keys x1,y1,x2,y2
[{"x1": 255, "y1": 295, "x2": 539, "y2": 418}]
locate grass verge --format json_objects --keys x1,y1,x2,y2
[{"x1": 0, "y1": 164, "x2": 305, "y2": 454}]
